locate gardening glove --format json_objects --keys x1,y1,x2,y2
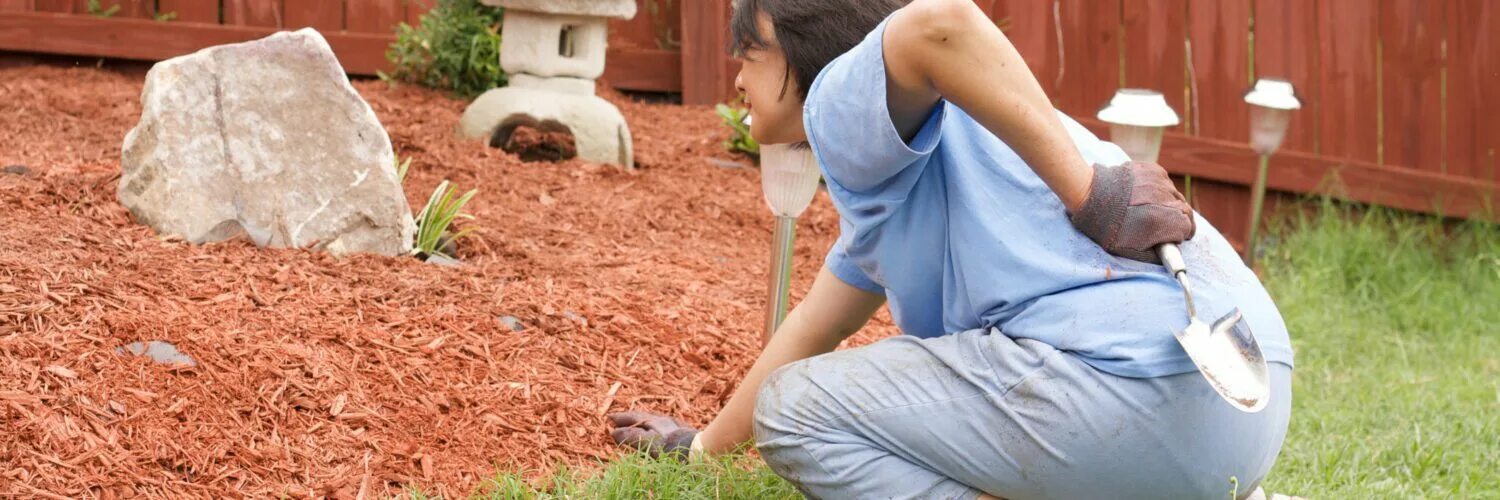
[
  {"x1": 1069, "y1": 161, "x2": 1196, "y2": 264},
  {"x1": 607, "y1": 411, "x2": 699, "y2": 459}
]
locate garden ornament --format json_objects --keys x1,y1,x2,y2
[
  {"x1": 459, "y1": 0, "x2": 637, "y2": 167},
  {"x1": 1098, "y1": 89, "x2": 1271, "y2": 413},
  {"x1": 1243, "y1": 78, "x2": 1302, "y2": 265},
  {"x1": 759, "y1": 142, "x2": 822, "y2": 345}
]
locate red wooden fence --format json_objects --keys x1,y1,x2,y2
[{"x1": 0, "y1": 0, "x2": 1495, "y2": 248}]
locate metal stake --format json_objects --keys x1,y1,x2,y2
[
  {"x1": 763, "y1": 215, "x2": 796, "y2": 344},
  {"x1": 1245, "y1": 154, "x2": 1271, "y2": 264}
]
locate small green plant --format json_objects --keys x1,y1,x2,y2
[
  {"x1": 396, "y1": 155, "x2": 413, "y2": 183},
  {"x1": 153, "y1": 10, "x2": 177, "y2": 22},
  {"x1": 395, "y1": 155, "x2": 478, "y2": 260},
  {"x1": 383, "y1": 0, "x2": 507, "y2": 98},
  {"x1": 86, "y1": 0, "x2": 120, "y2": 18},
  {"x1": 715, "y1": 102, "x2": 759, "y2": 159}
]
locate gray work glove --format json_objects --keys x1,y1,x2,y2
[
  {"x1": 1069, "y1": 161, "x2": 1196, "y2": 264},
  {"x1": 607, "y1": 411, "x2": 699, "y2": 459}
]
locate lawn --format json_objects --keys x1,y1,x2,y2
[{"x1": 419, "y1": 202, "x2": 1499, "y2": 499}]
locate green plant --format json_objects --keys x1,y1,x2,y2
[
  {"x1": 413, "y1": 180, "x2": 479, "y2": 259},
  {"x1": 383, "y1": 0, "x2": 507, "y2": 98},
  {"x1": 715, "y1": 103, "x2": 759, "y2": 159},
  {"x1": 154, "y1": 10, "x2": 177, "y2": 22},
  {"x1": 396, "y1": 155, "x2": 414, "y2": 183},
  {"x1": 86, "y1": 0, "x2": 120, "y2": 18}
]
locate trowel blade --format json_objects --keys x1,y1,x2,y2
[{"x1": 1172, "y1": 309, "x2": 1272, "y2": 413}]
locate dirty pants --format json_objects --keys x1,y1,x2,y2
[{"x1": 753, "y1": 328, "x2": 1293, "y2": 499}]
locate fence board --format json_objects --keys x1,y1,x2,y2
[
  {"x1": 1054, "y1": 0, "x2": 1119, "y2": 117},
  {"x1": 405, "y1": 0, "x2": 427, "y2": 25},
  {"x1": 0, "y1": 0, "x2": 30, "y2": 12},
  {"x1": 0, "y1": 11, "x2": 391, "y2": 71},
  {"x1": 1315, "y1": 0, "x2": 1378, "y2": 164},
  {"x1": 157, "y1": 0, "x2": 219, "y2": 24},
  {"x1": 990, "y1": 0, "x2": 1059, "y2": 99},
  {"x1": 679, "y1": 0, "x2": 730, "y2": 104},
  {"x1": 1253, "y1": 0, "x2": 1319, "y2": 154},
  {"x1": 1186, "y1": 0, "x2": 1251, "y2": 245},
  {"x1": 1122, "y1": 0, "x2": 1187, "y2": 133},
  {"x1": 346, "y1": 0, "x2": 403, "y2": 35},
  {"x1": 1447, "y1": 0, "x2": 1499, "y2": 182},
  {"x1": 224, "y1": 0, "x2": 281, "y2": 27},
  {"x1": 1380, "y1": 0, "x2": 1444, "y2": 173},
  {"x1": 1187, "y1": 0, "x2": 1249, "y2": 140},
  {"x1": 285, "y1": 0, "x2": 343, "y2": 31},
  {"x1": 34, "y1": 0, "x2": 72, "y2": 12}
]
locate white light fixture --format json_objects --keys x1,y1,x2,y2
[
  {"x1": 1096, "y1": 89, "x2": 1180, "y2": 163},
  {"x1": 759, "y1": 143, "x2": 822, "y2": 344},
  {"x1": 1244, "y1": 78, "x2": 1301, "y2": 156},
  {"x1": 1243, "y1": 78, "x2": 1301, "y2": 264}
]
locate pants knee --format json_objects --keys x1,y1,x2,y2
[{"x1": 752, "y1": 360, "x2": 809, "y2": 445}]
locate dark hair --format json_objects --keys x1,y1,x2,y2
[{"x1": 730, "y1": 0, "x2": 909, "y2": 100}]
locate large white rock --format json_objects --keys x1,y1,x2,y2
[{"x1": 119, "y1": 29, "x2": 415, "y2": 256}]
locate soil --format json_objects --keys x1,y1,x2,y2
[
  {"x1": 0, "y1": 65, "x2": 897, "y2": 498},
  {"x1": 501, "y1": 125, "x2": 578, "y2": 163}
]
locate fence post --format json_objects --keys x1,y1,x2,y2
[{"x1": 680, "y1": 0, "x2": 731, "y2": 105}]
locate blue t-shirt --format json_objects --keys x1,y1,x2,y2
[{"x1": 805, "y1": 18, "x2": 1294, "y2": 378}]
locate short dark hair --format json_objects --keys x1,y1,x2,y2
[{"x1": 729, "y1": 0, "x2": 909, "y2": 100}]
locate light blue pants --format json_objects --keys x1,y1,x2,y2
[{"x1": 753, "y1": 328, "x2": 1293, "y2": 499}]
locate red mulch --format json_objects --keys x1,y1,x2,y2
[{"x1": 0, "y1": 65, "x2": 898, "y2": 498}]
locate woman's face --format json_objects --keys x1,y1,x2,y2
[{"x1": 735, "y1": 12, "x2": 808, "y2": 145}]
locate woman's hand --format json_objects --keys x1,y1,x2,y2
[
  {"x1": 607, "y1": 411, "x2": 699, "y2": 458},
  {"x1": 1069, "y1": 161, "x2": 1196, "y2": 263}
]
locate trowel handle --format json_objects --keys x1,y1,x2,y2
[
  {"x1": 1158, "y1": 243, "x2": 1188, "y2": 278},
  {"x1": 1158, "y1": 243, "x2": 1196, "y2": 318}
]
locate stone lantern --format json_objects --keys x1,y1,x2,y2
[{"x1": 459, "y1": 0, "x2": 636, "y2": 167}]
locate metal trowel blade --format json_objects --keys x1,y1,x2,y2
[{"x1": 1172, "y1": 308, "x2": 1272, "y2": 413}]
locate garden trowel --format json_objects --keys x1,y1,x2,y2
[{"x1": 1158, "y1": 243, "x2": 1271, "y2": 413}]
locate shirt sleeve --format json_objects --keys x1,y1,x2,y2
[
  {"x1": 803, "y1": 16, "x2": 945, "y2": 195},
  {"x1": 824, "y1": 232, "x2": 885, "y2": 294}
]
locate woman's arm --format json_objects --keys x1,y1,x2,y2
[
  {"x1": 878, "y1": 0, "x2": 1194, "y2": 261},
  {"x1": 696, "y1": 265, "x2": 886, "y2": 453},
  {"x1": 882, "y1": 0, "x2": 1094, "y2": 211}
]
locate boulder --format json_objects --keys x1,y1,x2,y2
[{"x1": 119, "y1": 29, "x2": 415, "y2": 256}]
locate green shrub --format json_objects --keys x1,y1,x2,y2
[
  {"x1": 715, "y1": 103, "x2": 758, "y2": 159},
  {"x1": 384, "y1": 0, "x2": 507, "y2": 98}
]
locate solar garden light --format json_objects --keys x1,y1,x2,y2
[
  {"x1": 758, "y1": 142, "x2": 822, "y2": 345},
  {"x1": 1096, "y1": 89, "x2": 1180, "y2": 163},
  {"x1": 1243, "y1": 78, "x2": 1302, "y2": 265},
  {"x1": 1097, "y1": 89, "x2": 1272, "y2": 413}
]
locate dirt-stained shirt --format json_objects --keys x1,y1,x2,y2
[{"x1": 805, "y1": 17, "x2": 1294, "y2": 378}]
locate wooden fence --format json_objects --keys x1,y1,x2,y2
[{"x1": 0, "y1": 0, "x2": 1496, "y2": 248}]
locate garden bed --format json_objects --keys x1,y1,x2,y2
[{"x1": 0, "y1": 64, "x2": 898, "y2": 498}]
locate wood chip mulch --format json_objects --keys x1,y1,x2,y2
[{"x1": 0, "y1": 65, "x2": 898, "y2": 498}]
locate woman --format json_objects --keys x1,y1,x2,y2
[{"x1": 608, "y1": 0, "x2": 1295, "y2": 498}]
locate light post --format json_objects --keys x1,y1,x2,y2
[
  {"x1": 758, "y1": 143, "x2": 822, "y2": 345},
  {"x1": 1243, "y1": 78, "x2": 1301, "y2": 265}
]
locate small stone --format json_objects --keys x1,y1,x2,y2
[
  {"x1": 1, "y1": 164, "x2": 29, "y2": 176},
  {"x1": 706, "y1": 158, "x2": 747, "y2": 170},
  {"x1": 498, "y1": 315, "x2": 525, "y2": 332},
  {"x1": 423, "y1": 253, "x2": 463, "y2": 267},
  {"x1": 116, "y1": 340, "x2": 196, "y2": 368}
]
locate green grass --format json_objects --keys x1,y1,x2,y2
[
  {"x1": 1257, "y1": 201, "x2": 1499, "y2": 498},
  {"x1": 402, "y1": 452, "x2": 799, "y2": 499},
  {"x1": 409, "y1": 201, "x2": 1497, "y2": 498}
]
